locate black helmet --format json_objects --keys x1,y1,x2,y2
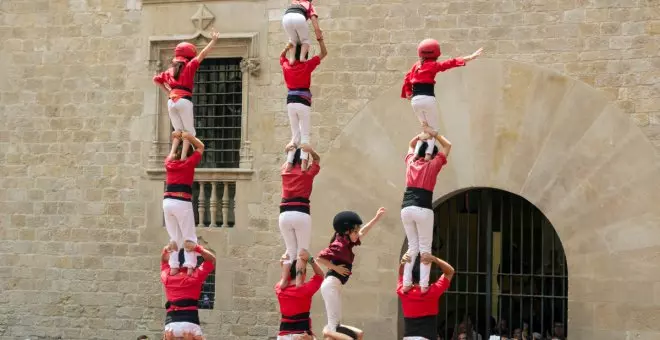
[{"x1": 333, "y1": 211, "x2": 362, "y2": 234}]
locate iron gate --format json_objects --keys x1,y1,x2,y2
[{"x1": 399, "y1": 188, "x2": 568, "y2": 340}]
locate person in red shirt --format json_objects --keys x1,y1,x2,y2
[
  {"x1": 281, "y1": 0, "x2": 323, "y2": 61},
  {"x1": 152, "y1": 29, "x2": 219, "y2": 160},
  {"x1": 401, "y1": 127, "x2": 452, "y2": 293},
  {"x1": 164, "y1": 131, "x2": 205, "y2": 275},
  {"x1": 401, "y1": 39, "x2": 482, "y2": 160},
  {"x1": 280, "y1": 38, "x2": 328, "y2": 172},
  {"x1": 398, "y1": 252, "x2": 455, "y2": 340},
  {"x1": 279, "y1": 145, "x2": 321, "y2": 289},
  {"x1": 316, "y1": 208, "x2": 386, "y2": 340},
  {"x1": 275, "y1": 251, "x2": 325, "y2": 340},
  {"x1": 160, "y1": 240, "x2": 216, "y2": 339}
]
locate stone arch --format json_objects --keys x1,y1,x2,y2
[{"x1": 308, "y1": 59, "x2": 660, "y2": 339}]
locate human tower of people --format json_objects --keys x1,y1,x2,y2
[{"x1": 152, "y1": 1, "x2": 483, "y2": 339}]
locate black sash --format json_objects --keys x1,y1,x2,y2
[
  {"x1": 165, "y1": 310, "x2": 200, "y2": 326},
  {"x1": 401, "y1": 187, "x2": 433, "y2": 209},
  {"x1": 172, "y1": 85, "x2": 193, "y2": 93},
  {"x1": 412, "y1": 83, "x2": 435, "y2": 97},
  {"x1": 166, "y1": 184, "x2": 193, "y2": 194},
  {"x1": 403, "y1": 315, "x2": 437, "y2": 340},
  {"x1": 285, "y1": 4, "x2": 307, "y2": 17},
  {"x1": 279, "y1": 312, "x2": 311, "y2": 333},
  {"x1": 336, "y1": 324, "x2": 358, "y2": 339},
  {"x1": 326, "y1": 261, "x2": 353, "y2": 285},
  {"x1": 281, "y1": 197, "x2": 310, "y2": 204},
  {"x1": 280, "y1": 197, "x2": 311, "y2": 214}
]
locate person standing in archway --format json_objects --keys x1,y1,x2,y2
[
  {"x1": 401, "y1": 128, "x2": 452, "y2": 293},
  {"x1": 398, "y1": 252, "x2": 455, "y2": 340}
]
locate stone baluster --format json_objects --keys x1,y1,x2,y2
[
  {"x1": 221, "y1": 181, "x2": 230, "y2": 228},
  {"x1": 209, "y1": 182, "x2": 218, "y2": 228},
  {"x1": 196, "y1": 182, "x2": 206, "y2": 228}
]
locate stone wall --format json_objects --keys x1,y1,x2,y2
[{"x1": 0, "y1": 0, "x2": 659, "y2": 339}]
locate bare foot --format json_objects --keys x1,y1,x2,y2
[
  {"x1": 285, "y1": 162, "x2": 293, "y2": 172},
  {"x1": 402, "y1": 285, "x2": 412, "y2": 293},
  {"x1": 301, "y1": 159, "x2": 309, "y2": 172},
  {"x1": 170, "y1": 268, "x2": 180, "y2": 275},
  {"x1": 278, "y1": 278, "x2": 289, "y2": 289},
  {"x1": 421, "y1": 286, "x2": 429, "y2": 294},
  {"x1": 424, "y1": 154, "x2": 432, "y2": 161},
  {"x1": 187, "y1": 267, "x2": 193, "y2": 275}
]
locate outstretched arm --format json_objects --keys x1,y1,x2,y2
[
  {"x1": 358, "y1": 207, "x2": 386, "y2": 239},
  {"x1": 197, "y1": 29, "x2": 220, "y2": 62},
  {"x1": 462, "y1": 47, "x2": 483, "y2": 62}
]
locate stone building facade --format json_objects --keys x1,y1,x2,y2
[{"x1": 1, "y1": 0, "x2": 659, "y2": 339}]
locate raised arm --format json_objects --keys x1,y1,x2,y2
[
  {"x1": 408, "y1": 134, "x2": 425, "y2": 153},
  {"x1": 281, "y1": 42, "x2": 294, "y2": 59},
  {"x1": 310, "y1": 257, "x2": 324, "y2": 276},
  {"x1": 358, "y1": 207, "x2": 386, "y2": 239},
  {"x1": 424, "y1": 254, "x2": 455, "y2": 281},
  {"x1": 317, "y1": 38, "x2": 328, "y2": 61},
  {"x1": 196, "y1": 30, "x2": 220, "y2": 62},
  {"x1": 423, "y1": 126, "x2": 451, "y2": 157},
  {"x1": 182, "y1": 132, "x2": 205, "y2": 154},
  {"x1": 303, "y1": 145, "x2": 320, "y2": 164}
]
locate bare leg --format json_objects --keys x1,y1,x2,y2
[
  {"x1": 169, "y1": 135, "x2": 181, "y2": 158},
  {"x1": 279, "y1": 262, "x2": 292, "y2": 289},
  {"x1": 295, "y1": 255, "x2": 307, "y2": 288},
  {"x1": 181, "y1": 138, "x2": 191, "y2": 161},
  {"x1": 300, "y1": 43, "x2": 310, "y2": 62}
]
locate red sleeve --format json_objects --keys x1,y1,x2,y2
[
  {"x1": 161, "y1": 261, "x2": 169, "y2": 284},
  {"x1": 400, "y1": 63, "x2": 417, "y2": 98},
  {"x1": 432, "y1": 275, "x2": 451, "y2": 297},
  {"x1": 306, "y1": 56, "x2": 321, "y2": 73},
  {"x1": 431, "y1": 152, "x2": 447, "y2": 172},
  {"x1": 317, "y1": 242, "x2": 343, "y2": 261},
  {"x1": 153, "y1": 71, "x2": 166, "y2": 84},
  {"x1": 434, "y1": 58, "x2": 466, "y2": 72},
  {"x1": 187, "y1": 57, "x2": 201, "y2": 74},
  {"x1": 185, "y1": 150, "x2": 203, "y2": 167},
  {"x1": 405, "y1": 152, "x2": 415, "y2": 165},
  {"x1": 280, "y1": 55, "x2": 288, "y2": 66},
  {"x1": 308, "y1": 162, "x2": 320, "y2": 177},
  {"x1": 301, "y1": 274, "x2": 324, "y2": 297},
  {"x1": 307, "y1": 2, "x2": 318, "y2": 17},
  {"x1": 193, "y1": 261, "x2": 215, "y2": 284}
]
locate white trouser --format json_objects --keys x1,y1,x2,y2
[
  {"x1": 164, "y1": 322, "x2": 203, "y2": 337},
  {"x1": 163, "y1": 198, "x2": 198, "y2": 269},
  {"x1": 277, "y1": 334, "x2": 310, "y2": 340},
  {"x1": 411, "y1": 95, "x2": 439, "y2": 155},
  {"x1": 282, "y1": 12, "x2": 310, "y2": 45},
  {"x1": 286, "y1": 102, "x2": 311, "y2": 163},
  {"x1": 401, "y1": 206, "x2": 434, "y2": 288},
  {"x1": 167, "y1": 98, "x2": 196, "y2": 136},
  {"x1": 403, "y1": 337, "x2": 429, "y2": 340},
  {"x1": 279, "y1": 211, "x2": 312, "y2": 265},
  {"x1": 321, "y1": 276, "x2": 343, "y2": 332}
]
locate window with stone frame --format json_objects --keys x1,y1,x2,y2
[{"x1": 190, "y1": 57, "x2": 243, "y2": 169}]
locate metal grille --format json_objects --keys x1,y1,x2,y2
[
  {"x1": 399, "y1": 188, "x2": 568, "y2": 340},
  {"x1": 192, "y1": 58, "x2": 243, "y2": 169},
  {"x1": 174, "y1": 250, "x2": 216, "y2": 309}
]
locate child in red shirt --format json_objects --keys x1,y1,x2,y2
[
  {"x1": 316, "y1": 208, "x2": 386, "y2": 340},
  {"x1": 280, "y1": 39, "x2": 328, "y2": 172},
  {"x1": 401, "y1": 39, "x2": 482, "y2": 160},
  {"x1": 281, "y1": 0, "x2": 323, "y2": 62},
  {"x1": 153, "y1": 29, "x2": 219, "y2": 160}
]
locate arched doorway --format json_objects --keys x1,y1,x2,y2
[{"x1": 398, "y1": 188, "x2": 568, "y2": 340}]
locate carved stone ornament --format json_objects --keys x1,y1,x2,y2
[
  {"x1": 191, "y1": 4, "x2": 215, "y2": 31},
  {"x1": 240, "y1": 58, "x2": 261, "y2": 76}
]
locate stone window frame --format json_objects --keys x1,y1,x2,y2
[{"x1": 145, "y1": 30, "x2": 260, "y2": 182}]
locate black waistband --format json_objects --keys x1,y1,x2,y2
[
  {"x1": 285, "y1": 4, "x2": 307, "y2": 17},
  {"x1": 280, "y1": 312, "x2": 311, "y2": 332},
  {"x1": 165, "y1": 299, "x2": 198, "y2": 309},
  {"x1": 403, "y1": 315, "x2": 437, "y2": 339},
  {"x1": 181, "y1": 96, "x2": 192, "y2": 101},
  {"x1": 166, "y1": 184, "x2": 193, "y2": 194},
  {"x1": 287, "y1": 95, "x2": 312, "y2": 106},
  {"x1": 401, "y1": 187, "x2": 433, "y2": 209},
  {"x1": 172, "y1": 85, "x2": 193, "y2": 93},
  {"x1": 412, "y1": 83, "x2": 435, "y2": 97},
  {"x1": 165, "y1": 310, "x2": 200, "y2": 326},
  {"x1": 281, "y1": 197, "x2": 310, "y2": 204},
  {"x1": 326, "y1": 262, "x2": 352, "y2": 285},
  {"x1": 164, "y1": 195, "x2": 192, "y2": 202},
  {"x1": 336, "y1": 325, "x2": 358, "y2": 339},
  {"x1": 280, "y1": 205, "x2": 311, "y2": 214},
  {"x1": 289, "y1": 88, "x2": 310, "y2": 92}
]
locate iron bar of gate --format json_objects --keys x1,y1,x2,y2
[{"x1": 484, "y1": 190, "x2": 493, "y2": 338}]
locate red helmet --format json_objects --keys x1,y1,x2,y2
[
  {"x1": 174, "y1": 42, "x2": 197, "y2": 59},
  {"x1": 417, "y1": 39, "x2": 441, "y2": 59}
]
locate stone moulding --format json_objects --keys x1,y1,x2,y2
[
  {"x1": 143, "y1": 0, "x2": 260, "y2": 4},
  {"x1": 144, "y1": 168, "x2": 254, "y2": 181}
]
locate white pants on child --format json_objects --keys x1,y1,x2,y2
[
  {"x1": 321, "y1": 275, "x2": 343, "y2": 332},
  {"x1": 401, "y1": 206, "x2": 434, "y2": 288},
  {"x1": 403, "y1": 337, "x2": 430, "y2": 340},
  {"x1": 277, "y1": 334, "x2": 310, "y2": 340},
  {"x1": 279, "y1": 210, "x2": 312, "y2": 265},
  {"x1": 167, "y1": 98, "x2": 196, "y2": 136},
  {"x1": 282, "y1": 12, "x2": 310, "y2": 46},
  {"x1": 286, "y1": 102, "x2": 311, "y2": 163},
  {"x1": 163, "y1": 198, "x2": 198, "y2": 269},
  {"x1": 164, "y1": 322, "x2": 203, "y2": 337},
  {"x1": 411, "y1": 95, "x2": 438, "y2": 155}
]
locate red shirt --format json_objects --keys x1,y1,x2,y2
[
  {"x1": 397, "y1": 275, "x2": 451, "y2": 318},
  {"x1": 275, "y1": 274, "x2": 324, "y2": 335},
  {"x1": 165, "y1": 151, "x2": 202, "y2": 186},
  {"x1": 281, "y1": 56, "x2": 321, "y2": 90},
  {"x1": 281, "y1": 163, "x2": 320, "y2": 207},
  {"x1": 401, "y1": 58, "x2": 466, "y2": 98},
  {"x1": 153, "y1": 57, "x2": 201, "y2": 98},
  {"x1": 160, "y1": 260, "x2": 215, "y2": 312},
  {"x1": 290, "y1": 0, "x2": 318, "y2": 19},
  {"x1": 317, "y1": 235, "x2": 361, "y2": 265},
  {"x1": 405, "y1": 152, "x2": 447, "y2": 191}
]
